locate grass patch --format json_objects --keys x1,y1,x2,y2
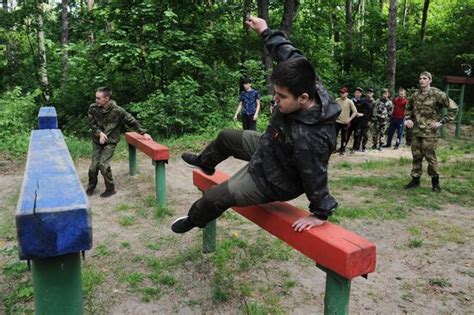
[
  {"x1": 82, "y1": 265, "x2": 106, "y2": 314},
  {"x1": 428, "y1": 278, "x2": 451, "y2": 287},
  {"x1": 119, "y1": 215, "x2": 136, "y2": 227},
  {"x1": 407, "y1": 238, "x2": 423, "y2": 248}
]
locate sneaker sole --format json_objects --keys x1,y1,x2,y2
[
  {"x1": 172, "y1": 216, "x2": 189, "y2": 225},
  {"x1": 182, "y1": 160, "x2": 215, "y2": 176}
]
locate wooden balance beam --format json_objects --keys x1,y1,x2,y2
[{"x1": 193, "y1": 169, "x2": 376, "y2": 314}]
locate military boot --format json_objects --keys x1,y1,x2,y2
[
  {"x1": 431, "y1": 176, "x2": 442, "y2": 193},
  {"x1": 404, "y1": 176, "x2": 420, "y2": 189}
]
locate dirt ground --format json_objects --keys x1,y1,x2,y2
[{"x1": 0, "y1": 142, "x2": 473, "y2": 314}]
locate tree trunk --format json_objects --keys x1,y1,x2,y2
[
  {"x1": 240, "y1": 0, "x2": 252, "y2": 93},
  {"x1": 61, "y1": 0, "x2": 69, "y2": 85},
  {"x1": 2, "y1": 0, "x2": 8, "y2": 11},
  {"x1": 420, "y1": 0, "x2": 429, "y2": 44},
  {"x1": 279, "y1": 0, "x2": 300, "y2": 36},
  {"x1": 386, "y1": 0, "x2": 398, "y2": 91},
  {"x1": 344, "y1": 0, "x2": 353, "y2": 73},
  {"x1": 258, "y1": 0, "x2": 273, "y2": 95},
  {"x1": 87, "y1": 0, "x2": 94, "y2": 44},
  {"x1": 37, "y1": 5, "x2": 50, "y2": 102},
  {"x1": 402, "y1": 0, "x2": 408, "y2": 29}
]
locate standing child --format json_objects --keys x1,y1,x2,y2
[
  {"x1": 384, "y1": 88, "x2": 409, "y2": 149},
  {"x1": 371, "y1": 88, "x2": 393, "y2": 150},
  {"x1": 234, "y1": 78, "x2": 261, "y2": 131}
]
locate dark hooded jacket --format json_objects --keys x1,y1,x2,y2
[{"x1": 248, "y1": 29, "x2": 340, "y2": 220}]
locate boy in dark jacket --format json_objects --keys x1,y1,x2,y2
[{"x1": 172, "y1": 16, "x2": 340, "y2": 234}]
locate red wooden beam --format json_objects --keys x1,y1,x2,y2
[
  {"x1": 193, "y1": 169, "x2": 376, "y2": 280},
  {"x1": 444, "y1": 76, "x2": 474, "y2": 84},
  {"x1": 125, "y1": 132, "x2": 169, "y2": 161}
]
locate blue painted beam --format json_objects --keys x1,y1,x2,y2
[
  {"x1": 16, "y1": 129, "x2": 92, "y2": 260},
  {"x1": 37, "y1": 106, "x2": 58, "y2": 129}
]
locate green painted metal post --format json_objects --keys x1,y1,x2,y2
[
  {"x1": 441, "y1": 84, "x2": 450, "y2": 138},
  {"x1": 154, "y1": 161, "x2": 166, "y2": 207},
  {"x1": 202, "y1": 220, "x2": 216, "y2": 253},
  {"x1": 318, "y1": 264, "x2": 351, "y2": 315},
  {"x1": 455, "y1": 84, "x2": 465, "y2": 138},
  {"x1": 128, "y1": 144, "x2": 137, "y2": 176},
  {"x1": 32, "y1": 253, "x2": 83, "y2": 315}
]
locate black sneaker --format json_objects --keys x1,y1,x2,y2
[
  {"x1": 171, "y1": 216, "x2": 196, "y2": 234},
  {"x1": 394, "y1": 145, "x2": 399, "y2": 150},
  {"x1": 100, "y1": 190, "x2": 116, "y2": 198},
  {"x1": 181, "y1": 153, "x2": 215, "y2": 175},
  {"x1": 86, "y1": 188, "x2": 94, "y2": 196}
]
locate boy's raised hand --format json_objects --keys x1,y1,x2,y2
[{"x1": 245, "y1": 16, "x2": 268, "y2": 35}]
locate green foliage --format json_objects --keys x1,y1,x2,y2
[{"x1": 0, "y1": 87, "x2": 41, "y2": 156}]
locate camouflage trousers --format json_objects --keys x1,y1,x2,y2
[
  {"x1": 88, "y1": 142, "x2": 117, "y2": 191},
  {"x1": 371, "y1": 118, "x2": 387, "y2": 147},
  {"x1": 410, "y1": 136, "x2": 439, "y2": 178},
  {"x1": 188, "y1": 129, "x2": 271, "y2": 227}
]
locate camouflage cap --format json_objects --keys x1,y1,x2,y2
[{"x1": 420, "y1": 71, "x2": 432, "y2": 80}]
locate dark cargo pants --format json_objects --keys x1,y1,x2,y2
[
  {"x1": 87, "y1": 142, "x2": 116, "y2": 191},
  {"x1": 188, "y1": 129, "x2": 272, "y2": 227}
]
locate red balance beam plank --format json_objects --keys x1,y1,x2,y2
[
  {"x1": 444, "y1": 76, "x2": 474, "y2": 85},
  {"x1": 193, "y1": 169, "x2": 376, "y2": 280},
  {"x1": 125, "y1": 132, "x2": 169, "y2": 161}
]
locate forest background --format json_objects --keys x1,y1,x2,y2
[{"x1": 0, "y1": 0, "x2": 473, "y2": 156}]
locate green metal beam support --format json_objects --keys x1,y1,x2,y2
[
  {"x1": 456, "y1": 84, "x2": 465, "y2": 138},
  {"x1": 318, "y1": 264, "x2": 351, "y2": 315},
  {"x1": 128, "y1": 144, "x2": 137, "y2": 176},
  {"x1": 202, "y1": 220, "x2": 216, "y2": 253},
  {"x1": 154, "y1": 161, "x2": 166, "y2": 207},
  {"x1": 32, "y1": 253, "x2": 83, "y2": 315},
  {"x1": 440, "y1": 84, "x2": 450, "y2": 138}
]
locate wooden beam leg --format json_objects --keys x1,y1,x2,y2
[
  {"x1": 154, "y1": 161, "x2": 166, "y2": 207},
  {"x1": 128, "y1": 144, "x2": 137, "y2": 176},
  {"x1": 32, "y1": 253, "x2": 83, "y2": 314},
  {"x1": 202, "y1": 220, "x2": 216, "y2": 253},
  {"x1": 318, "y1": 264, "x2": 351, "y2": 315}
]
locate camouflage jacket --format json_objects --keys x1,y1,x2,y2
[
  {"x1": 248, "y1": 28, "x2": 340, "y2": 220},
  {"x1": 406, "y1": 87, "x2": 458, "y2": 138},
  {"x1": 372, "y1": 97, "x2": 393, "y2": 121},
  {"x1": 88, "y1": 100, "x2": 147, "y2": 144}
]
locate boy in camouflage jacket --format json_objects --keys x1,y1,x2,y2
[{"x1": 86, "y1": 87, "x2": 152, "y2": 197}]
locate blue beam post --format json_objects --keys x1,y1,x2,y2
[{"x1": 16, "y1": 128, "x2": 91, "y2": 314}]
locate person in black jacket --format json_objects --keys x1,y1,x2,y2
[{"x1": 171, "y1": 16, "x2": 340, "y2": 234}]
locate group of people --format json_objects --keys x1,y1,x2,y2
[
  {"x1": 334, "y1": 86, "x2": 409, "y2": 155},
  {"x1": 84, "y1": 16, "x2": 458, "y2": 237}
]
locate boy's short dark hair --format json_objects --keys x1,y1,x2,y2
[
  {"x1": 97, "y1": 86, "x2": 112, "y2": 98},
  {"x1": 242, "y1": 78, "x2": 252, "y2": 84},
  {"x1": 270, "y1": 58, "x2": 316, "y2": 100}
]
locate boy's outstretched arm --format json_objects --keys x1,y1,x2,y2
[{"x1": 246, "y1": 16, "x2": 304, "y2": 63}]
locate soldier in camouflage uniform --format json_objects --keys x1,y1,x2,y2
[
  {"x1": 404, "y1": 71, "x2": 458, "y2": 192},
  {"x1": 371, "y1": 88, "x2": 393, "y2": 150},
  {"x1": 171, "y1": 16, "x2": 340, "y2": 234},
  {"x1": 86, "y1": 87, "x2": 152, "y2": 197}
]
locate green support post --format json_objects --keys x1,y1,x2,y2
[
  {"x1": 128, "y1": 144, "x2": 137, "y2": 176},
  {"x1": 202, "y1": 220, "x2": 216, "y2": 253},
  {"x1": 440, "y1": 84, "x2": 450, "y2": 138},
  {"x1": 32, "y1": 253, "x2": 83, "y2": 315},
  {"x1": 154, "y1": 161, "x2": 167, "y2": 207},
  {"x1": 456, "y1": 84, "x2": 465, "y2": 138},
  {"x1": 318, "y1": 264, "x2": 351, "y2": 315}
]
